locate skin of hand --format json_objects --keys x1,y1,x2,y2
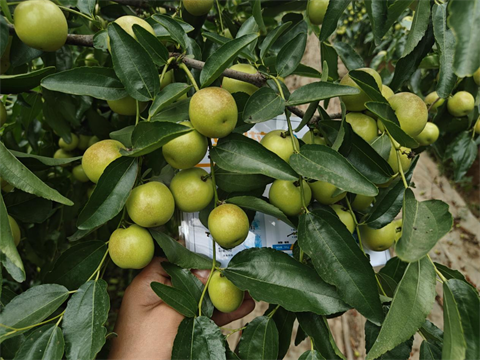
[{"x1": 109, "y1": 257, "x2": 255, "y2": 360}]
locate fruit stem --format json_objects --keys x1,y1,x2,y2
[
  {"x1": 198, "y1": 240, "x2": 216, "y2": 317},
  {"x1": 267, "y1": 304, "x2": 280, "y2": 318},
  {"x1": 135, "y1": 100, "x2": 140, "y2": 125},
  {"x1": 207, "y1": 138, "x2": 219, "y2": 207},
  {"x1": 58, "y1": 6, "x2": 95, "y2": 21},
  {"x1": 386, "y1": 130, "x2": 409, "y2": 189},
  {"x1": 310, "y1": 337, "x2": 314, "y2": 351},
  {"x1": 215, "y1": 0, "x2": 225, "y2": 33},
  {"x1": 87, "y1": 248, "x2": 110, "y2": 282},
  {"x1": 179, "y1": 63, "x2": 200, "y2": 92},
  {"x1": 428, "y1": 254, "x2": 447, "y2": 283}
]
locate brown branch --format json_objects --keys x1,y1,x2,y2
[{"x1": 6, "y1": 24, "x2": 339, "y2": 123}]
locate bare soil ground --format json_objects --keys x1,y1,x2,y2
[{"x1": 225, "y1": 34, "x2": 480, "y2": 359}]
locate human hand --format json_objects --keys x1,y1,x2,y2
[{"x1": 108, "y1": 258, "x2": 255, "y2": 360}]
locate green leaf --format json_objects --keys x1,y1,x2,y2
[
  {"x1": 377, "y1": 257, "x2": 408, "y2": 297},
  {"x1": 290, "y1": 145, "x2": 378, "y2": 196},
  {"x1": 10, "y1": 150, "x2": 81, "y2": 167},
  {"x1": 370, "y1": 133, "x2": 392, "y2": 160},
  {"x1": 108, "y1": 23, "x2": 159, "y2": 101},
  {"x1": 63, "y1": 280, "x2": 109, "y2": 360},
  {"x1": 200, "y1": 34, "x2": 258, "y2": 87},
  {"x1": 149, "y1": 83, "x2": 192, "y2": 118},
  {"x1": 122, "y1": 121, "x2": 192, "y2": 157},
  {"x1": 445, "y1": 131, "x2": 478, "y2": 182},
  {"x1": 215, "y1": 166, "x2": 272, "y2": 193},
  {"x1": 299, "y1": 350, "x2": 325, "y2": 360},
  {"x1": 44, "y1": 241, "x2": 107, "y2": 291},
  {"x1": 0, "y1": 16, "x2": 9, "y2": 56},
  {"x1": 243, "y1": 87, "x2": 285, "y2": 124},
  {"x1": 447, "y1": 279, "x2": 480, "y2": 360},
  {"x1": 238, "y1": 316, "x2": 279, "y2": 360},
  {"x1": 0, "y1": 284, "x2": 69, "y2": 343},
  {"x1": 13, "y1": 324, "x2": 64, "y2": 360},
  {"x1": 396, "y1": 189, "x2": 453, "y2": 262},
  {"x1": 321, "y1": 42, "x2": 339, "y2": 80},
  {"x1": 210, "y1": 134, "x2": 298, "y2": 181},
  {"x1": 434, "y1": 263, "x2": 476, "y2": 290},
  {"x1": 152, "y1": 14, "x2": 188, "y2": 50},
  {"x1": 41, "y1": 67, "x2": 128, "y2": 101},
  {"x1": 4, "y1": 191, "x2": 53, "y2": 224},
  {"x1": 332, "y1": 42, "x2": 365, "y2": 71},
  {"x1": 447, "y1": 0, "x2": 480, "y2": 77},
  {"x1": 365, "y1": 320, "x2": 414, "y2": 360},
  {"x1": 77, "y1": 157, "x2": 138, "y2": 230},
  {"x1": 442, "y1": 280, "x2": 467, "y2": 360},
  {"x1": 298, "y1": 212, "x2": 384, "y2": 325},
  {"x1": 365, "y1": 257, "x2": 436, "y2": 360},
  {"x1": 151, "y1": 282, "x2": 197, "y2": 317},
  {"x1": 77, "y1": 0, "x2": 95, "y2": 16},
  {"x1": 266, "y1": 306, "x2": 295, "y2": 359},
  {"x1": 432, "y1": 3, "x2": 457, "y2": 98},
  {"x1": 110, "y1": 125, "x2": 135, "y2": 147},
  {"x1": 348, "y1": 70, "x2": 386, "y2": 103},
  {"x1": 420, "y1": 340, "x2": 442, "y2": 360},
  {"x1": 286, "y1": 82, "x2": 360, "y2": 106},
  {"x1": 389, "y1": 25, "x2": 435, "y2": 92},
  {"x1": 366, "y1": 158, "x2": 417, "y2": 229},
  {"x1": 151, "y1": 97, "x2": 191, "y2": 122},
  {"x1": 202, "y1": 32, "x2": 255, "y2": 62},
  {"x1": 251, "y1": 0, "x2": 266, "y2": 34},
  {"x1": 259, "y1": 21, "x2": 291, "y2": 60},
  {"x1": 295, "y1": 101, "x2": 319, "y2": 132},
  {"x1": 162, "y1": 262, "x2": 214, "y2": 318},
  {"x1": 224, "y1": 248, "x2": 350, "y2": 316},
  {"x1": 276, "y1": 32, "x2": 307, "y2": 78},
  {"x1": 226, "y1": 196, "x2": 294, "y2": 227},
  {"x1": 0, "y1": 142, "x2": 73, "y2": 206},
  {"x1": 0, "y1": 67, "x2": 55, "y2": 94},
  {"x1": 133, "y1": 24, "x2": 169, "y2": 66},
  {"x1": 150, "y1": 230, "x2": 214, "y2": 270},
  {"x1": 404, "y1": 0, "x2": 431, "y2": 56},
  {"x1": 172, "y1": 317, "x2": 226, "y2": 360},
  {"x1": 319, "y1": 0, "x2": 352, "y2": 42},
  {"x1": 364, "y1": 102, "x2": 419, "y2": 148}
]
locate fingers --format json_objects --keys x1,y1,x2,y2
[{"x1": 212, "y1": 297, "x2": 256, "y2": 326}]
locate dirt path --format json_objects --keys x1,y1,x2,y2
[{"x1": 226, "y1": 34, "x2": 480, "y2": 359}]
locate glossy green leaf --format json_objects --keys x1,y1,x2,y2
[
  {"x1": 0, "y1": 16, "x2": 9, "y2": 56},
  {"x1": 420, "y1": 340, "x2": 442, "y2": 360},
  {"x1": 0, "y1": 67, "x2": 55, "y2": 94},
  {"x1": 445, "y1": 131, "x2": 478, "y2": 182},
  {"x1": 276, "y1": 32, "x2": 307, "y2": 78},
  {"x1": 267, "y1": 306, "x2": 295, "y2": 359},
  {"x1": 319, "y1": 0, "x2": 352, "y2": 41},
  {"x1": 390, "y1": 25, "x2": 435, "y2": 92},
  {"x1": 172, "y1": 317, "x2": 226, "y2": 360},
  {"x1": 150, "y1": 230, "x2": 213, "y2": 269},
  {"x1": 290, "y1": 145, "x2": 378, "y2": 196},
  {"x1": 151, "y1": 282, "x2": 197, "y2": 317},
  {"x1": 4, "y1": 191, "x2": 53, "y2": 224},
  {"x1": 63, "y1": 280, "x2": 109, "y2": 360},
  {"x1": 251, "y1": 0, "x2": 266, "y2": 34},
  {"x1": 321, "y1": 41, "x2": 339, "y2": 80},
  {"x1": 122, "y1": 121, "x2": 192, "y2": 157},
  {"x1": 348, "y1": 69, "x2": 386, "y2": 102},
  {"x1": 0, "y1": 195, "x2": 25, "y2": 283},
  {"x1": 366, "y1": 257, "x2": 436, "y2": 360},
  {"x1": 292, "y1": 64, "x2": 322, "y2": 79},
  {"x1": 200, "y1": 34, "x2": 258, "y2": 87},
  {"x1": 0, "y1": 284, "x2": 69, "y2": 343},
  {"x1": 152, "y1": 14, "x2": 188, "y2": 50},
  {"x1": 77, "y1": 0, "x2": 95, "y2": 16},
  {"x1": 243, "y1": 87, "x2": 285, "y2": 124},
  {"x1": 298, "y1": 212, "x2": 383, "y2": 325},
  {"x1": 210, "y1": 134, "x2": 298, "y2": 181},
  {"x1": 396, "y1": 189, "x2": 453, "y2": 262},
  {"x1": 365, "y1": 320, "x2": 414, "y2": 360},
  {"x1": 295, "y1": 101, "x2": 319, "y2": 132},
  {"x1": 202, "y1": 31, "x2": 255, "y2": 62},
  {"x1": 110, "y1": 125, "x2": 135, "y2": 147},
  {"x1": 0, "y1": 142, "x2": 73, "y2": 206},
  {"x1": 10, "y1": 150, "x2": 81, "y2": 167},
  {"x1": 259, "y1": 21, "x2": 291, "y2": 60},
  {"x1": 149, "y1": 83, "x2": 192, "y2": 117},
  {"x1": 448, "y1": 0, "x2": 480, "y2": 77},
  {"x1": 442, "y1": 280, "x2": 467, "y2": 360},
  {"x1": 404, "y1": 0, "x2": 431, "y2": 56},
  {"x1": 224, "y1": 248, "x2": 350, "y2": 315},
  {"x1": 215, "y1": 166, "x2": 272, "y2": 193},
  {"x1": 44, "y1": 241, "x2": 108, "y2": 291},
  {"x1": 377, "y1": 257, "x2": 408, "y2": 297},
  {"x1": 151, "y1": 97, "x2": 191, "y2": 122},
  {"x1": 108, "y1": 23, "x2": 159, "y2": 101},
  {"x1": 162, "y1": 262, "x2": 214, "y2": 319},
  {"x1": 41, "y1": 67, "x2": 128, "y2": 101},
  {"x1": 364, "y1": 102, "x2": 419, "y2": 148},
  {"x1": 370, "y1": 133, "x2": 392, "y2": 160},
  {"x1": 238, "y1": 316, "x2": 279, "y2": 360},
  {"x1": 366, "y1": 158, "x2": 417, "y2": 229},
  {"x1": 77, "y1": 157, "x2": 138, "y2": 230},
  {"x1": 446, "y1": 279, "x2": 480, "y2": 360},
  {"x1": 133, "y1": 24, "x2": 169, "y2": 66},
  {"x1": 299, "y1": 350, "x2": 325, "y2": 360},
  {"x1": 432, "y1": 3, "x2": 457, "y2": 98},
  {"x1": 434, "y1": 263, "x2": 476, "y2": 290},
  {"x1": 333, "y1": 42, "x2": 365, "y2": 71},
  {"x1": 270, "y1": 19, "x2": 307, "y2": 53},
  {"x1": 13, "y1": 324, "x2": 64, "y2": 360},
  {"x1": 227, "y1": 196, "x2": 294, "y2": 227},
  {"x1": 286, "y1": 82, "x2": 360, "y2": 106}
]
